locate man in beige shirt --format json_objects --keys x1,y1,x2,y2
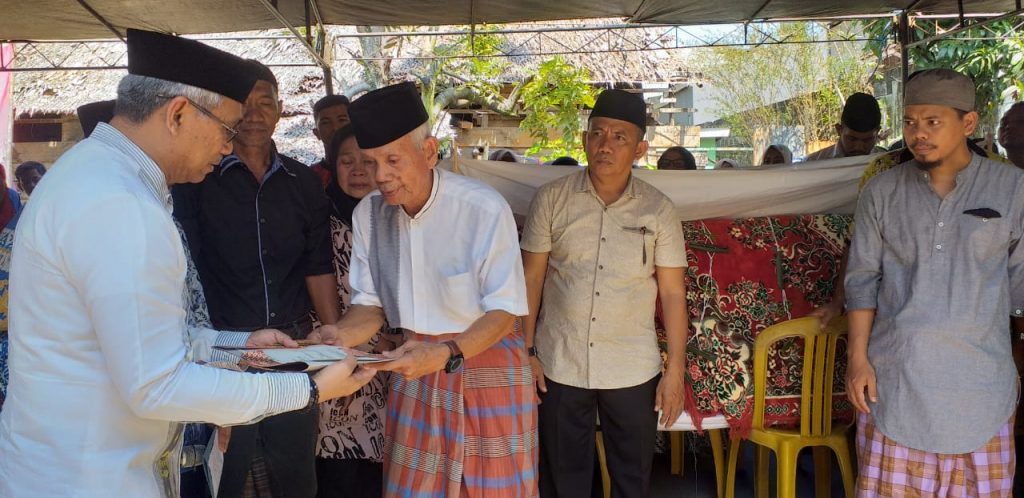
[{"x1": 520, "y1": 89, "x2": 689, "y2": 498}]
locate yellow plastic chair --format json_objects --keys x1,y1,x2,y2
[{"x1": 724, "y1": 316, "x2": 855, "y2": 498}]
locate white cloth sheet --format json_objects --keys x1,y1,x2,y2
[{"x1": 446, "y1": 155, "x2": 871, "y2": 221}]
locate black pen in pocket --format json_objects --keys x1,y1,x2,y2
[{"x1": 620, "y1": 225, "x2": 649, "y2": 265}]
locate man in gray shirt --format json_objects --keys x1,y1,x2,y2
[{"x1": 846, "y1": 68, "x2": 1022, "y2": 496}]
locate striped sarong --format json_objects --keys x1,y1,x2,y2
[
  {"x1": 383, "y1": 322, "x2": 539, "y2": 497},
  {"x1": 856, "y1": 412, "x2": 1015, "y2": 497}
]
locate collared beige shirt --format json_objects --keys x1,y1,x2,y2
[{"x1": 521, "y1": 169, "x2": 687, "y2": 389}]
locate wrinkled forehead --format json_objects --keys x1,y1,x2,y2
[
  {"x1": 588, "y1": 116, "x2": 642, "y2": 135},
  {"x1": 360, "y1": 133, "x2": 426, "y2": 164}
]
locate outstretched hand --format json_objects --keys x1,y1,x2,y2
[
  {"x1": 376, "y1": 340, "x2": 450, "y2": 379},
  {"x1": 246, "y1": 329, "x2": 298, "y2": 348}
]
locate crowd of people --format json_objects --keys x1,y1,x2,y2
[{"x1": 0, "y1": 27, "x2": 1022, "y2": 498}]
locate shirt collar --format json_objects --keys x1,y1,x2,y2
[
  {"x1": 576, "y1": 168, "x2": 641, "y2": 200},
  {"x1": 90, "y1": 122, "x2": 172, "y2": 211},
  {"x1": 409, "y1": 169, "x2": 441, "y2": 221},
  {"x1": 218, "y1": 143, "x2": 295, "y2": 180},
  {"x1": 914, "y1": 152, "x2": 982, "y2": 184}
]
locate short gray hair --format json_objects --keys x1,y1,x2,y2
[
  {"x1": 408, "y1": 122, "x2": 431, "y2": 151},
  {"x1": 115, "y1": 74, "x2": 223, "y2": 123}
]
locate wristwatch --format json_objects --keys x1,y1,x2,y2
[
  {"x1": 305, "y1": 376, "x2": 320, "y2": 410},
  {"x1": 527, "y1": 346, "x2": 539, "y2": 357},
  {"x1": 443, "y1": 340, "x2": 464, "y2": 373}
]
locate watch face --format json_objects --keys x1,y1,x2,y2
[{"x1": 446, "y1": 356, "x2": 464, "y2": 373}]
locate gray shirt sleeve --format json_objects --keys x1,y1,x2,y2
[
  {"x1": 1009, "y1": 180, "x2": 1024, "y2": 317},
  {"x1": 845, "y1": 183, "x2": 883, "y2": 311}
]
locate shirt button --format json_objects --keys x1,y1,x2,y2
[
  {"x1": 591, "y1": 317, "x2": 596, "y2": 322},
  {"x1": 270, "y1": 312, "x2": 276, "y2": 318},
  {"x1": 262, "y1": 249, "x2": 268, "y2": 256},
  {"x1": 598, "y1": 265, "x2": 604, "y2": 270},
  {"x1": 266, "y1": 279, "x2": 273, "y2": 285},
  {"x1": 935, "y1": 244, "x2": 942, "y2": 250},
  {"x1": 1017, "y1": 309, "x2": 1023, "y2": 316},
  {"x1": 260, "y1": 218, "x2": 267, "y2": 224},
  {"x1": 937, "y1": 222, "x2": 944, "y2": 227},
  {"x1": 589, "y1": 342, "x2": 594, "y2": 347},
  {"x1": 595, "y1": 291, "x2": 600, "y2": 296},
  {"x1": 601, "y1": 237, "x2": 606, "y2": 242}
]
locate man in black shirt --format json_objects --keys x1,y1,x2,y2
[{"x1": 173, "y1": 60, "x2": 337, "y2": 498}]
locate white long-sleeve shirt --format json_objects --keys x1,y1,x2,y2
[{"x1": 0, "y1": 123, "x2": 310, "y2": 497}]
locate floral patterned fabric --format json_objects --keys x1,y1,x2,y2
[{"x1": 657, "y1": 215, "x2": 854, "y2": 436}]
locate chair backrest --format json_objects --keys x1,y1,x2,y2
[{"x1": 750, "y1": 316, "x2": 848, "y2": 437}]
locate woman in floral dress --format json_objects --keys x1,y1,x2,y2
[{"x1": 315, "y1": 126, "x2": 394, "y2": 498}]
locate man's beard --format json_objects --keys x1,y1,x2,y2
[{"x1": 915, "y1": 159, "x2": 940, "y2": 171}]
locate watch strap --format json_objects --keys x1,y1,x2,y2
[
  {"x1": 443, "y1": 340, "x2": 463, "y2": 359},
  {"x1": 306, "y1": 376, "x2": 320, "y2": 410},
  {"x1": 527, "y1": 346, "x2": 538, "y2": 357}
]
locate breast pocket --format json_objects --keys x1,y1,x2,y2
[
  {"x1": 961, "y1": 217, "x2": 1010, "y2": 261},
  {"x1": 440, "y1": 271, "x2": 482, "y2": 324}
]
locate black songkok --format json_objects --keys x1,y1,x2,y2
[
  {"x1": 348, "y1": 82, "x2": 429, "y2": 149},
  {"x1": 126, "y1": 28, "x2": 257, "y2": 104},
  {"x1": 841, "y1": 92, "x2": 882, "y2": 133},
  {"x1": 589, "y1": 89, "x2": 648, "y2": 136},
  {"x1": 77, "y1": 100, "x2": 115, "y2": 138}
]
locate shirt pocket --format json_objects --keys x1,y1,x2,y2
[
  {"x1": 961, "y1": 216, "x2": 1011, "y2": 261},
  {"x1": 439, "y1": 271, "x2": 482, "y2": 325}
]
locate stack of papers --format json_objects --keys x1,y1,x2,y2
[{"x1": 213, "y1": 344, "x2": 392, "y2": 372}]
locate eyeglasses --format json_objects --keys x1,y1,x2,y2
[{"x1": 156, "y1": 93, "x2": 239, "y2": 143}]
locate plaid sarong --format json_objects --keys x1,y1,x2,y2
[
  {"x1": 383, "y1": 322, "x2": 539, "y2": 497},
  {"x1": 856, "y1": 412, "x2": 1015, "y2": 497}
]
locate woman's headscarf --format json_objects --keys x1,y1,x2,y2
[
  {"x1": 715, "y1": 158, "x2": 740, "y2": 169},
  {"x1": 324, "y1": 126, "x2": 362, "y2": 227},
  {"x1": 764, "y1": 144, "x2": 793, "y2": 165}
]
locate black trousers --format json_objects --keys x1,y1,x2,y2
[
  {"x1": 538, "y1": 375, "x2": 660, "y2": 498},
  {"x1": 218, "y1": 407, "x2": 320, "y2": 498},
  {"x1": 218, "y1": 317, "x2": 318, "y2": 498},
  {"x1": 315, "y1": 458, "x2": 383, "y2": 498}
]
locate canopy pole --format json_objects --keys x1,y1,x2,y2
[
  {"x1": 897, "y1": 11, "x2": 910, "y2": 85},
  {"x1": 469, "y1": 0, "x2": 476, "y2": 55},
  {"x1": 75, "y1": 0, "x2": 124, "y2": 42},
  {"x1": 255, "y1": 0, "x2": 340, "y2": 93},
  {"x1": 749, "y1": 0, "x2": 773, "y2": 21},
  {"x1": 906, "y1": 8, "x2": 1024, "y2": 49},
  {"x1": 304, "y1": 1, "x2": 312, "y2": 46}
]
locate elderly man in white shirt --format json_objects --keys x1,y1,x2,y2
[
  {"x1": 315, "y1": 82, "x2": 536, "y2": 497},
  {"x1": 0, "y1": 29, "x2": 373, "y2": 498}
]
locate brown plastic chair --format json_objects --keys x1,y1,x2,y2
[{"x1": 725, "y1": 316, "x2": 855, "y2": 498}]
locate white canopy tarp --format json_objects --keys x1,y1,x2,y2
[{"x1": 443, "y1": 155, "x2": 869, "y2": 221}]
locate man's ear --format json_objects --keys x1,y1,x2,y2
[
  {"x1": 423, "y1": 136, "x2": 440, "y2": 168},
  {"x1": 834, "y1": 123, "x2": 843, "y2": 136},
  {"x1": 313, "y1": 127, "x2": 321, "y2": 141},
  {"x1": 962, "y1": 111, "x2": 980, "y2": 137},
  {"x1": 634, "y1": 139, "x2": 649, "y2": 161},
  {"x1": 164, "y1": 97, "x2": 189, "y2": 137}
]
